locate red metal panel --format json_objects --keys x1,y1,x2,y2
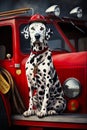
[{"x1": 12, "y1": 119, "x2": 87, "y2": 129}]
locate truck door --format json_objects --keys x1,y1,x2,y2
[{"x1": 0, "y1": 25, "x2": 15, "y2": 75}]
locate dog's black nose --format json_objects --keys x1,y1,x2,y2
[{"x1": 35, "y1": 33, "x2": 40, "y2": 40}]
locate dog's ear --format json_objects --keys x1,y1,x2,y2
[
  {"x1": 45, "y1": 28, "x2": 53, "y2": 40},
  {"x1": 21, "y1": 25, "x2": 30, "y2": 39}
]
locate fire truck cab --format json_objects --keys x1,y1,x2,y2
[{"x1": 0, "y1": 7, "x2": 87, "y2": 130}]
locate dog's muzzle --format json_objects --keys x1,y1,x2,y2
[
  {"x1": 35, "y1": 33, "x2": 40, "y2": 40},
  {"x1": 34, "y1": 33, "x2": 42, "y2": 46}
]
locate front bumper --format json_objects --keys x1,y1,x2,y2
[{"x1": 12, "y1": 114, "x2": 87, "y2": 129}]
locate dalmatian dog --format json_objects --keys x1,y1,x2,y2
[{"x1": 23, "y1": 21, "x2": 66, "y2": 118}]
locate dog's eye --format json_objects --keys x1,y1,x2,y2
[
  {"x1": 40, "y1": 27, "x2": 44, "y2": 31},
  {"x1": 31, "y1": 27, "x2": 35, "y2": 30}
]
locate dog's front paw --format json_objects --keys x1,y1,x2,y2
[
  {"x1": 48, "y1": 110, "x2": 57, "y2": 115},
  {"x1": 23, "y1": 109, "x2": 35, "y2": 117},
  {"x1": 36, "y1": 109, "x2": 47, "y2": 118}
]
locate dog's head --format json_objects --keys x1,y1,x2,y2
[
  {"x1": 29, "y1": 22, "x2": 48, "y2": 52},
  {"x1": 21, "y1": 14, "x2": 53, "y2": 52}
]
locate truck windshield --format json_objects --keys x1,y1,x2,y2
[
  {"x1": 59, "y1": 21, "x2": 87, "y2": 52},
  {"x1": 20, "y1": 23, "x2": 71, "y2": 54},
  {"x1": 20, "y1": 20, "x2": 87, "y2": 54}
]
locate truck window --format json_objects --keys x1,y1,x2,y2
[
  {"x1": 20, "y1": 24, "x2": 31, "y2": 54},
  {"x1": 46, "y1": 24, "x2": 71, "y2": 52},
  {"x1": 47, "y1": 24, "x2": 69, "y2": 51},
  {"x1": 59, "y1": 22, "x2": 87, "y2": 52},
  {"x1": 0, "y1": 25, "x2": 13, "y2": 59}
]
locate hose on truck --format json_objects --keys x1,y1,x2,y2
[{"x1": 0, "y1": 67, "x2": 26, "y2": 114}]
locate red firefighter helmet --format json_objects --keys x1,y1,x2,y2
[{"x1": 29, "y1": 13, "x2": 46, "y2": 23}]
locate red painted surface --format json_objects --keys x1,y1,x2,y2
[
  {"x1": 12, "y1": 119, "x2": 87, "y2": 129},
  {"x1": 0, "y1": 14, "x2": 87, "y2": 129}
]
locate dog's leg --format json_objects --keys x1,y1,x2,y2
[
  {"x1": 23, "y1": 56, "x2": 36, "y2": 117},
  {"x1": 36, "y1": 90, "x2": 49, "y2": 117},
  {"x1": 23, "y1": 76, "x2": 35, "y2": 117},
  {"x1": 47, "y1": 97, "x2": 66, "y2": 115},
  {"x1": 36, "y1": 76, "x2": 50, "y2": 118},
  {"x1": 36, "y1": 54, "x2": 52, "y2": 118},
  {"x1": 48, "y1": 74, "x2": 66, "y2": 115}
]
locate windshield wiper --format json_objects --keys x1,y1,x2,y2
[{"x1": 70, "y1": 21, "x2": 85, "y2": 34}]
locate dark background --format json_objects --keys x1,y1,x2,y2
[{"x1": 0, "y1": 0, "x2": 87, "y2": 20}]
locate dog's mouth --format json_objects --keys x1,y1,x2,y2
[{"x1": 33, "y1": 40, "x2": 42, "y2": 46}]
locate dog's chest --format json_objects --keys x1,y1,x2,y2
[
  {"x1": 32, "y1": 51, "x2": 48, "y2": 67},
  {"x1": 32, "y1": 50, "x2": 51, "y2": 77}
]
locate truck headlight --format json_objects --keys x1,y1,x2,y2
[{"x1": 63, "y1": 78, "x2": 81, "y2": 98}]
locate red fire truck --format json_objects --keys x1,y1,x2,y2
[{"x1": 0, "y1": 6, "x2": 87, "y2": 130}]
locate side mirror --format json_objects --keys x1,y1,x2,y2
[
  {"x1": 6, "y1": 53, "x2": 11, "y2": 60},
  {"x1": 70, "y1": 7, "x2": 83, "y2": 18}
]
